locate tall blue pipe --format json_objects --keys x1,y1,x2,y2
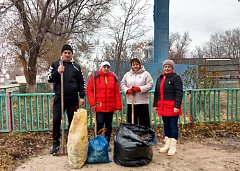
[{"x1": 154, "y1": 0, "x2": 169, "y2": 63}]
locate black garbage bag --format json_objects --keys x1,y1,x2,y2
[{"x1": 114, "y1": 123, "x2": 157, "y2": 167}]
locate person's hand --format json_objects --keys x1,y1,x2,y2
[
  {"x1": 58, "y1": 65, "x2": 64, "y2": 73},
  {"x1": 174, "y1": 108, "x2": 179, "y2": 113},
  {"x1": 79, "y1": 98, "x2": 84, "y2": 106},
  {"x1": 91, "y1": 106, "x2": 96, "y2": 112},
  {"x1": 131, "y1": 86, "x2": 141, "y2": 92},
  {"x1": 126, "y1": 89, "x2": 134, "y2": 94},
  {"x1": 153, "y1": 107, "x2": 158, "y2": 112}
]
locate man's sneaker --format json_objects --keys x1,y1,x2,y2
[{"x1": 50, "y1": 144, "x2": 60, "y2": 155}]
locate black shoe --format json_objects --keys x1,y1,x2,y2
[
  {"x1": 50, "y1": 143, "x2": 60, "y2": 155},
  {"x1": 108, "y1": 145, "x2": 111, "y2": 152}
]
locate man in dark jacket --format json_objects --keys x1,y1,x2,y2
[{"x1": 47, "y1": 44, "x2": 85, "y2": 155}]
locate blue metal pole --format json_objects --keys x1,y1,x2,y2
[{"x1": 154, "y1": 0, "x2": 169, "y2": 63}]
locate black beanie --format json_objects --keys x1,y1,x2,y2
[{"x1": 61, "y1": 44, "x2": 73, "y2": 54}]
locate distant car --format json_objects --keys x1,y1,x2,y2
[{"x1": 5, "y1": 80, "x2": 18, "y2": 84}]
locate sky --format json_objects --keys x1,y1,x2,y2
[{"x1": 145, "y1": 0, "x2": 240, "y2": 50}]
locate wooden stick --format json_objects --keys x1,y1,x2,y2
[
  {"x1": 93, "y1": 71, "x2": 97, "y2": 136},
  {"x1": 131, "y1": 95, "x2": 134, "y2": 124},
  {"x1": 60, "y1": 60, "x2": 65, "y2": 154}
]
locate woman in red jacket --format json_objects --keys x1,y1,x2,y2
[
  {"x1": 153, "y1": 59, "x2": 183, "y2": 156},
  {"x1": 87, "y1": 61, "x2": 122, "y2": 151}
]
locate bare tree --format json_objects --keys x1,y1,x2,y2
[
  {"x1": 169, "y1": 32, "x2": 180, "y2": 50},
  {"x1": 0, "y1": 26, "x2": 17, "y2": 80},
  {"x1": 191, "y1": 28, "x2": 240, "y2": 59},
  {"x1": 128, "y1": 40, "x2": 153, "y2": 62},
  {"x1": 169, "y1": 32, "x2": 192, "y2": 59},
  {"x1": 103, "y1": 0, "x2": 151, "y2": 75},
  {"x1": 206, "y1": 32, "x2": 225, "y2": 58},
  {"x1": 0, "y1": 47, "x2": 8, "y2": 76},
  {"x1": 1, "y1": 0, "x2": 112, "y2": 92},
  {"x1": 172, "y1": 32, "x2": 192, "y2": 59},
  {"x1": 190, "y1": 46, "x2": 205, "y2": 58},
  {"x1": 222, "y1": 29, "x2": 240, "y2": 58}
]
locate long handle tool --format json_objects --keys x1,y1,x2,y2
[{"x1": 60, "y1": 60, "x2": 65, "y2": 154}]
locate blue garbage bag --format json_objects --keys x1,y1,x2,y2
[{"x1": 87, "y1": 135, "x2": 111, "y2": 163}]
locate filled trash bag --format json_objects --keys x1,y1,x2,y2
[
  {"x1": 67, "y1": 108, "x2": 88, "y2": 169},
  {"x1": 114, "y1": 123, "x2": 157, "y2": 167},
  {"x1": 87, "y1": 135, "x2": 111, "y2": 164}
]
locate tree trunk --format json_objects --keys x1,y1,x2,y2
[
  {"x1": 25, "y1": 69, "x2": 37, "y2": 93},
  {"x1": 22, "y1": 44, "x2": 40, "y2": 93},
  {"x1": 115, "y1": 59, "x2": 120, "y2": 76}
]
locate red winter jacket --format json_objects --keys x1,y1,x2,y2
[{"x1": 87, "y1": 70, "x2": 122, "y2": 112}]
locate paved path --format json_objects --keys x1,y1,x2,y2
[{"x1": 16, "y1": 140, "x2": 240, "y2": 171}]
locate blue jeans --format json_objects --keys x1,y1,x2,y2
[{"x1": 162, "y1": 116, "x2": 179, "y2": 140}]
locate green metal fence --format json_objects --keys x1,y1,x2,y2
[
  {"x1": 186, "y1": 88, "x2": 239, "y2": 123},
  {"x1": 10, "y1": 93, "x2": 54, "y2": 132},
  {"x1": 0, "y1": 94, "x2": 8, "y2": 132},
  {"x1": 0, "y1": 88, "x2": 239, "y2": 133}
]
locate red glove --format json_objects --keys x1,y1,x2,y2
[
  {"x1": 131, "y1": 86, "x2": 141, "y2": 92},
  {"x1": 126, "y1": 89, "x2": 134, "y2": 94},
  {"x1": 91, "y1": 106, "x2": 96, "y2": 112}
]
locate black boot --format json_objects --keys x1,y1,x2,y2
[
  {"x1": 105, "y1": 136, "x2": 111, "y2": 152},
  {"x1": 50, "y1": 140, "x2": 60, "y2": 155},
  {"x1": 108, "y1": 144, "x2": 112, "y2": 152}
]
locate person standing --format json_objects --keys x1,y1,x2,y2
[
  {"x1": 47, "y1": 44, "x2": 85, "y2": 155},
  {"x1": 86, "y1": 61, "x2": 122, "y2": 151},
  {"x1": 153, "y1": 59, "x2": 183, "y2": 156},
  {"x1": 120, "y1": 58, "x2": 153, "y2": 128}
]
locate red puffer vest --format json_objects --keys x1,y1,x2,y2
[{"x1": 87, "y1": 70, "x2": 122, "y2": 112}]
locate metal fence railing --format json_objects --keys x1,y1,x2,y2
[
  {"x1": 0, "y1": 93, "x2": 8, "y2": 132},
  {"x1": 0, "y1": 88, "x2": 239, "y2": 133}
]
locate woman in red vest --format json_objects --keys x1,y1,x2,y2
[
  {"x1": 153, "y1": 59, "x2": 183, "y2": 156},
  {"x1": 87, "y1": 61, "x2": 122, "y2": 151}
]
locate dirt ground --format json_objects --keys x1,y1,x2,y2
[{"x1": 15, "y1": 137, "x2": 240, "y2": 171}]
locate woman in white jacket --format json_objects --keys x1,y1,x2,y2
[{"x1": 120, "y1": 58, "x2": 153, "y2": 127}]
